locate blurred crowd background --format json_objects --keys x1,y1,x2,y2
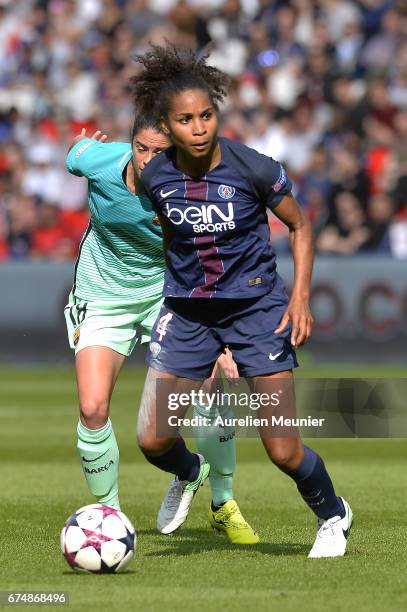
[{"x1": 0, "y1": 0, "x2": 406, "y2": 261}]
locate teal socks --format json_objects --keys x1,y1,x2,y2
[
  {"x1": 77, "y1": 419, "x2": 120, "y2": 510},
  {"x1": 192, "y1": 403, "x2": 236, "y2": 506}
]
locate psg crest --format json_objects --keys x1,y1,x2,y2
[{"x1": 218, "y1": 184, "x2": 235, "y2": 199}]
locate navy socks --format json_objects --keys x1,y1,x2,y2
[
  {"x1": 143, "y1": 437, "x2": 200, "y2": 482},
  {"x1": 289, "y1": 446, "x2": 345, "y2": 520}
]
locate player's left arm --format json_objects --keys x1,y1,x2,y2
[
  {"x1": 272, "y1": 193, "x2": 314, "y2": 348},
  {"x1": 214, "y1": 347, "x2": 239, "y2": 382},
  {"x1": 200, "y1": 348, "x2": 239, "y2": 395}
]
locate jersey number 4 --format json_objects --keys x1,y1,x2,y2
[{"x1": 156, "y1": 313, "x2": 173, "y2": 341}]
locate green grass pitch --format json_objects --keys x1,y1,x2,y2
[{"x1": 1, "y1": 365, "x2": 406, "y2": 612}]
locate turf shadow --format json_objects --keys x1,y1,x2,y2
[
  {"x1": 61, "y1": 570, "x2": 137, "y2": 577},
  {"x1": 140, "y1": 528, "x2": 309, "y2": 557}
]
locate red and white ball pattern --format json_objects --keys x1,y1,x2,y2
[{"x1": 61, "y1": 504, "x2": 136, "y2": 573}]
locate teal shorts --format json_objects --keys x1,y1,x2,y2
[{"x1": 64, "y1": 291, "x2": 163, "y2": 356}]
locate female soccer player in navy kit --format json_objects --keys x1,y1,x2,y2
[{"x1": 133, "y1": 44, "x2": 353, "y2": 557}]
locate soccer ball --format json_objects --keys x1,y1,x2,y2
[{"x1": 60, "y1": 504, "x2": 136, "y2": 573}]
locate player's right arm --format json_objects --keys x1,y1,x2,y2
[{"x1": 66, "y1": 128, "x2": 108, "y2": 178}]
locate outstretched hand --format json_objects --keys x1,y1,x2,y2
[
  {"x1": 68, "y1": 128, "x2": 108, "y2": 152},
  {"x1": 274, "y1": 295, "x2": 314, "y2": 348}
]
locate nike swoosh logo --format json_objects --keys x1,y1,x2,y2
[
  {"x1": 269, "y1": 351, "x2": 283, "y2": 360},
  {"x1": 81, "y1": 450, "x2": 109, "y2": 463},
  {"x1": 160, "y1": 188, "x2": 178, "y2": 198}
]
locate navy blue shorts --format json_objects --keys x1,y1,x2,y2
[{"x1": 147, "y1": 275, "x2": 298, "y2": 379}]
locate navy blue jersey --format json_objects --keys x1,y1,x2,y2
[{"x1": 141, "y1": 137, "x2": 292, "y2": 299}]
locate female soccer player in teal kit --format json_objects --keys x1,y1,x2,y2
[{"x1": 64, "y1": 116, "x2": 258, "y2": 544}]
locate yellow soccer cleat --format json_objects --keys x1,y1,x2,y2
[{"x1": 209, "y1": 500, "x2": 260, "y2": 545}]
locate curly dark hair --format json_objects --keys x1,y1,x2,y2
[{"x1": 130, "y1": 43, "x2": 229, "y2": 118}]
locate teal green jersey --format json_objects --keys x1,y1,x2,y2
[{"x1": 66, "y1": 138, "x2": 165, "y2": 303}]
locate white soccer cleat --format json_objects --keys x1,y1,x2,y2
[
  {"x1": 308, "y1": 497, "x2": 353, "y2": 558},
  {"x1": 157, "y1": 454, "x2": 210, "y2": 535}
]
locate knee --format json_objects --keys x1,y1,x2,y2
[
  {"x1": 267, "y1": 443, "x2": 303, "y2": 472},
  {"x1": 80, "y1": 397, "x2": 109, "y2": 429},
  {"x1": 137, "y1": 431, "x2": 169, "y2": 456}
]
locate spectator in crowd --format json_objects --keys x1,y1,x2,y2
[
  {"x1": 30, "y1": 202, "x2": 76, "y2": 260},
  {"x1": 316, "y1": 191, "x2": 370, "y2": 255},
  {"x1": 363, "y1": 192, "x2": 394, "y2": 253}
]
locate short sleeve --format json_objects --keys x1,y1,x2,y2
[
  {"x1": 220, "y1": 139, "x2": 292, "y2": 211},
  {"x1": 258, "y1": 157, "x2": 292, "y2": 210},
  {"x1": 66, "y1": 138, "x2": 101, "y2": 178}
]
